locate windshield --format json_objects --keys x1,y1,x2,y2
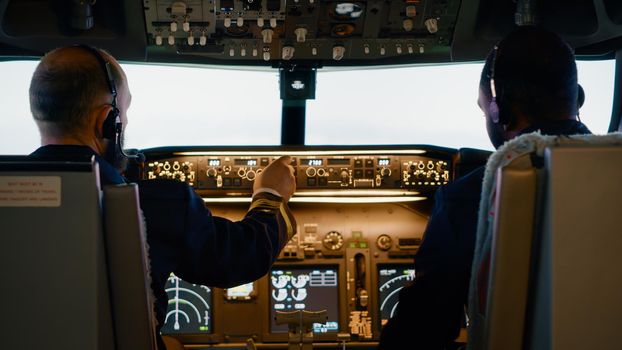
[{"x1": 0, "y1": 60, "x2": 614, "y2": 154}]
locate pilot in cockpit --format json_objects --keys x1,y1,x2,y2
[
  {"x1": 378, "y1": 26, "x2": 591, "y2": 349},
  {"x1": 26, "y1": 44, "x2": 297, "y2": 350}
]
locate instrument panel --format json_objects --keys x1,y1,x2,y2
[{"x1": 136, "y1": 145, "x2": 455, "y2": 348}]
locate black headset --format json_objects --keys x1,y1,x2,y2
[
  {"x1": 488, "y1": 44, "x2": 502, "y2": 124},
  {"x1": 76, "y1": 44, "x2": 143, "y2": 162}
]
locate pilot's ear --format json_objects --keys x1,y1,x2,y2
[
  {"x1": 94, "y1": 104, "x2": 113, "y2": 139},
  {"x1": 577, "y1": 84, "x2": 585, "y2": 109}
]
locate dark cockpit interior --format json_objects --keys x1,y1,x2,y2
[{"x1": 1, "y1": 1, "x2": 622, "y2": 350}]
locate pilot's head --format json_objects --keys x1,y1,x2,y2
[
  {"x1": 29, "y1": 45, "x2": 132, "y2": 166},
  {"x1": 478, "y1": 26, "x2": 579, "y2": 148}
]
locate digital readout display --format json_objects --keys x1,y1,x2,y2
[
  {"x1": 378, "y1": 159, "x2": 390, "y2": 166},
  {"x1": 235, "y1": 159, "x2": 258, "y2": 166},
  {"x1": 307, "y1": 159, "x2": 323, "y2": 166},
  {"x1": 208, "y1": 159, "x2": 221, "y2": 166}
]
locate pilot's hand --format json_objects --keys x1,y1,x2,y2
[{"x1": 253, "y1": 155, "x2": 296, "y2": 201}]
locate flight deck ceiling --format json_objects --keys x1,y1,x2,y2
[{"x1": 1, "y1": 0, "x2": 622, "y2": 66}]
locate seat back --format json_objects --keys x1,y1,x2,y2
[
  {"x1": 103, "y1": 183, "x2": 157, "y2": 350},
  {"x1": 0, "y1": 156, "x2": 157, "y2": 350},
  {"x1": 527, "y1": 145, "x2": 622, "y2": 350},
  {"x1": 0, "y1": 157, "x2": 114, "y2": 349},
  {"x1": 468, "y1": 133, "x2": 622, "y2": 350}
]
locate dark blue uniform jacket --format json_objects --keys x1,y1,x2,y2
[{"x1": 378, "y1": 120, "x2": 591, "y2": 349}]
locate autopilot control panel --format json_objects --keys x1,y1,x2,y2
[{"x1": 137, "y1": 145, "x2": 455, "y2": 348}]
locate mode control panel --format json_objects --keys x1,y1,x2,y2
[{"x1": 141, "y1": 148, "x2": 452, "y2": 195}]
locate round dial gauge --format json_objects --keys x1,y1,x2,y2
[
  {"x1": 323, "y1": 231, "x2": 344, "y2": 251},
  {"x1": 376, "y1": 234, "x2": 393, "y2": 251}
]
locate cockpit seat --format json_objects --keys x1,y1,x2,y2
[
  {"x1": 0, "y1": 157, "x2": 156, "y2": 350},
  {"x1": 466, "y1": 133, "x2": 622, "y2": 350}
]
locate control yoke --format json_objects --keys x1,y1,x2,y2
[{"x1": 275, "y1": 310, "x2": 327, "y2": 350}]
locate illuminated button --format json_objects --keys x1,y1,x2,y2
[
  {"x1": 233, "y1": 178, "x2": 242, "y2": 186},
  {"x1": 354, "y1": 169, "x2": 364, "y2": 178},
  {"x1": 354, "y1": 159, "x2": 363, "y2": 168},
  {"x1": 261, "y1": 158, "x2": 270, "y2": 166},
  {"x1": 365, "y1": 159, "x2": 374, "y2": 167},
  {"x1": 365, "y1": 169, "x2": 374, "y2": 178},
  {"x1": 403, "y1": 19, "x2": 414, "y2": 32}
]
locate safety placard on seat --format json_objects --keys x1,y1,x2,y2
[{"x1": 0, "y1": 176, "x2": 61, "y2": 207}]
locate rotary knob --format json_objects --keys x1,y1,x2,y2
[
  {"x1": 376, "y1": 234, "x2": 392, "y2": 251},
  {"x1": 323, "y1": 231, "x2": 344, "y2": 251},
  {"x1": 206, "y1": 168, "x2": 218, "y2": 177},
  {"x1": 246, "y1": 170, "x2": 257, "y2": 181},
  {"x1": 380, "y1": 167, "x2": 391, "y2": 177}
]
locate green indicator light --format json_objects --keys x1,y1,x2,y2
[
  {"x1": 199, "y1": 326, "x2": 209, "y2": 331},
  {"x1": 359, "y1": 242, "x2": 368, "y2": 248},
  {"x1": 349, "y1": 242, "x2": 357, "y2": 248}
]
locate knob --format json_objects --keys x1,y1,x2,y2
[
  {"x1": 246, "y1": 170, "x2": 257, "y2": 181},
  {"x1": 199, "y1": 34, "x2": 207, "y2": 46},
  {"x1": 168, "y1": 34, "x2": 175, "y2": 45},
  {"x1": 237, "y1": 17, "x2": 244, "y2": 27},
  {"x1": 403, "y1": 19, "x2": 414, "y2": 32},
  {"x1": 306, "y1": 167, "x2": 317, "y2": 177},
  {"x1": 240, "y1": 47, "x2": 247, "y2": 56},
  {"x1": 155, "y1": 35, "x2": 163, "y2": 46},
  {"x1": 187, "y1": 34, "x2": 195, "y2": 45},
  {"x1": 340, "y1": 170, "x2": 349, "y2": 183},
  {"x1": 424, "y1": 18, "x2": 438, "y2": 34},
  {"x1": 381, "y1": 167, "x2": 391, "y2": 177},
  {"x1": 229, "y1": 48, "x2": 235, "y2": 56},
  {"x1": 333, "y1": 46, "x2": 345, "y2": 61},
  {"x1": 170, "y1": 21, "x2": 178, "y2": 32},
  {"x1": 206, "y1": 168, "x2": 217, "y2": 177},
  {"x1": 182, "y1": 20, "x2": 190, "y2": 32},
  {"x1": 406, "y1": 5, "x2": 417, "y2": 17},
  {"x1": 396, "y1": 44, "x2": 403, "y2": 54},
  {"x1": 261, "y1": 29, "x2": 274, "y2": 44},
  {"x1": 376, "y1": 234, "x2": 392, "y2": 251},
  {"x1": 317, "y1": 168, "x2": 326, "y2": 177},
  {"x1": 224, "y1": 17, "x2": 232, "y2": 28},
  {"x1": 282, "y1": 46, "x2": 295, "y2": 60},
  {"x1": 237, "y1": 168, "x2": 247, "y2": 178},
  {"x1": 270, "y1": 17, "x2": 277, "y2": 28},
  {"x1": 173, "y1": 162, "x2": 180, "y2": 171},
  {"x1": 163, "y1": 162, "x2": 171, "y2": 171},
  {"x1": 295, "y1": 27, "x2": 307, "y2": 43},
  {"x1": 257, "y1": 17, "x2": 265, "y2": 27}
]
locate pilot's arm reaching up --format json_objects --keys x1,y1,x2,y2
[{"x1": 27, "y1": 45, "x2": 296, "y2": 350}]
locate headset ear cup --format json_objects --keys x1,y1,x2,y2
[
  {"x1": 489, "y1": 98, "x2": 500, "y2": 124},
  {"x1": 102, "y1": 109, "x2": 119, "y2": 139}
]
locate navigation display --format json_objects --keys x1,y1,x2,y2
[
  {"x1": 161, "y1": 274, "x2": 212, "y2": 334},
  {"x1": 378, "y1": 265, "x2": 415, "y2": 326},
  {"x1": 269, "y1": 267, "x2": 339, "y2": 333}
]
